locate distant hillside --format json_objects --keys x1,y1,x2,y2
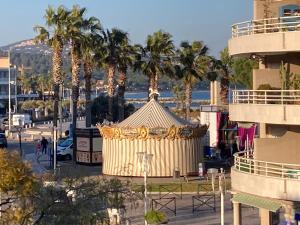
[
  {"x1": 0, "y1": 39, "x2": 209, "y2": 91},
  {"x1": 0, "y1": 39, "x2": 52, "y2": 55}
]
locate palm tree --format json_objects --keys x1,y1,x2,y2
[
  {"x1": 175, "y1": 41, "x2": 208, "y2": 120},
  {"x1": 18, "y1": 74, "x2": 32, "y2": 94},
  {"x1": 135, "y1": 30, "x2": 174, "y2": 100},
  {"x1": 34, "y1": 5, "x2": 70, "y2": 127},
  {"x1": 210, "y1": 47, "x2": 233, "y2": 105},
  {"x1": 36, "y1": 74, "x2": 52, "y2": 100},
  {"x1": 82, "y1": 33, "x2": 103, "y2": 127},
  {"x1": 66, "y1": 5, "x2": 101, "y2": 135},
  {"x1": 102, "y1": 28, "x2": 128, "y2": 121},
  {"x1": 117, "y1": 42, "x2": 139, "y2": 121}
]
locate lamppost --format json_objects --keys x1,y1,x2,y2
[
  {"x1": 7, "y1": 48, "x2": 16, "y2": 135},
  {"x1": 8, "y1": 49, "x2": 11, "y2": 134},
  {"x1": 137, "y1": 152, "x2": 153, "y2": 225},
  {"x1": 219, "y1": 168, "x2": 226, "y2": 225}
]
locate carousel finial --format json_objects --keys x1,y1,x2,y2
[{"x1": 149, "y1": 88, "x2": 160, "y2": 99}]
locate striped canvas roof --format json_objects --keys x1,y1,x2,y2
[{"x1": 117, "y1": 99, "x2": 192, "y2": 128}]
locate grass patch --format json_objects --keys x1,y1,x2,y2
[{"x1": 131, "y1": 179, "x2": 231, "y2": 193}]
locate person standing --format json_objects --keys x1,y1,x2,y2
[{"x1": 41, "y1": 136, "x2": 49, "y2": 154}]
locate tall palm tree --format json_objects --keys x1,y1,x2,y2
[
  {"x1": 82, "y1": 33, "x2": 103, "y2": 127},
  {"x1": 209, "y1": 47, "x2": 233, "y2": 105},
  {"x1": 66, "y1": 5, "x2": 101, "y2": 136},
  {"x1": 175, "y1": 41, "x2": 208, "y2": 120},
  {"x1": 34, "y1": 5, "x2": 70, "y2": 127},
  {"x1": 135, "y1": 30, "x2": 174, "y2": 100},
  {"x1": 36, "y1": 74, "x2": 52, "y2": 100},
  {"x1": 18, "y1": 73, "x2": 32, "y2": 94},
  {"x1": 117, "y1": 42, "x2": 139, "y2": 121},
  {"x1": 102, "y1": 28, "x2": 128, "y2": 121}
]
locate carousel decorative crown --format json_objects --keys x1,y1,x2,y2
[{"x1": 149, "y1": 88, "x2": 160, "y2": 99}]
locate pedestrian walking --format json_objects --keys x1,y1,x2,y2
[
  {"x1": 35, "y1": 141, "x2": 41, "y2": 156},
  {"x1": 41, "y1": 136, "x2": 49, "y2": 154}
]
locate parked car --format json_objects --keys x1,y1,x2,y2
[
  {"x1": 57, "y1": 138, "x2": 73, "y2": 160},
  {"x1": 0, "y1": 133, "x2": 8, "y2": 148}
]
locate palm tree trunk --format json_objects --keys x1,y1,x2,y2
[
  {"x1": 107, "y1": 65, "x2": 115, "y2": 121},
  {"x1": 52, "y1": 43, "x2": 63, "y2": 128},
  {"x1": 71, "y1": 43, "x2": 81, "y2": 162},
  {"x1": 117, "y1": 69, "x2": 126, "y2": 121},
  {"x1": 185, "y1": 81, "x2": 192, "y2": 120},
  {"x1": 149, "y1": 73, "x2": 158, "y2": 100},
  {"x1": 84, "y1": 60, "x2": 92, "y2": 127},
  {"x1": 45, "y1": 107, "x2": 49, "y2": 117},
  {"x1": 220, "y1": 75, "x2": 229, "y2": 105}
]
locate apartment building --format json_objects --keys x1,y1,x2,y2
[
  {"x1": 229, "y1": 1, "x2": 300, "y2": 224},
  {"x1": 0, "y1": 57, "x2": 16, "y2": 107}
]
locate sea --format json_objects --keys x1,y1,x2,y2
[{"x1": 124, "y1": 90, "x2": 210, "y2": 108}]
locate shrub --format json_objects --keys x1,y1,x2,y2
[{"x1": 145, "y1": 210, "x2": 168, "y2": 224}]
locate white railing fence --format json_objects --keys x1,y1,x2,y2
[
  {"x1": 232, "y1": 16, "x2": 300, "y2": 38},
  {"x1": 234, "y1": 151, "x2": 300, "y2": 180},
  {"x1": 232, "y1": 90, "x2": 300, "y2": 105}
]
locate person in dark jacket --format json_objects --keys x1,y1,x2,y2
[{"x1": 41, "y1": 136, "x2": 49, "y2": 154}]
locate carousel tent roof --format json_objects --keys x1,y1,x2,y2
[{"x1": 117, "y1": 99, "x2": 192, "y2": 128}]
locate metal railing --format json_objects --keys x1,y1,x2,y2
[
  {"x1": 232, "y1": 90, "x2": 300, "y2": 105},
  {"x1": 234, "y1": 151, "x2": 300, "y2": 180},
  {"x1": 232, "y1": 16, "x2": 300, "y2": 38}
]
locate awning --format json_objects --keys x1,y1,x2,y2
[{"x1": 232, "y1": 193, "x2": 281, "y2": 212}]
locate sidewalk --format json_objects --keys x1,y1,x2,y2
[{"x1": 24, "y1": 153, "x2": 49, "y2": 174}]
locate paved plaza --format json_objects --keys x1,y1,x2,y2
[{"x1": 7, "y1": 139, "x2": 289, "y2": 225}]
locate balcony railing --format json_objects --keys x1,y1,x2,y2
[
  {"x1": 232, "y1": 16, "x2": 300, "y2": 38},
  {"x1": 234, "y1": 151, "x2": 300, "y2": 180},
  {"x1": 232, "y1": 90, "x2": 300, "y2": 105}
]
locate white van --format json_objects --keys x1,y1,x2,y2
[{"x1": 12, "y1": 114, "x2": 32, "y2": 126}]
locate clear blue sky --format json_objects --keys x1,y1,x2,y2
[{"x1": 0, "y1": 0, "x2": 252, "y2": 57}]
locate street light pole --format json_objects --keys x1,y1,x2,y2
[
  {"x1": 15, "y1": 68, "x2": 17, "y2": 113},
  {"x1": 137, "y1": 152, "x2": 153, "y2": 225},
  {"x1": 8, "y1": 49, "x2": 11, "y2": 134},
  {"x1": 219, "y1": 168, "x2": 226, "y2": 225}
]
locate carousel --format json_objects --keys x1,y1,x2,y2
[{"x1": 97, "y1": 98, "x2": 207, "y2": 177}]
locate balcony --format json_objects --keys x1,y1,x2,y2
[
  {"x1": 229, "y1": 16, "x2": 300, "y2": 56},
  {"x1": 230, "y1": 90, "x2": 300, "y2": 124},
  {"x1": 232, "y1": 151, "x2": 300, "y2": 201}
]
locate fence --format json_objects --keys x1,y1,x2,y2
[
  {"x1": 232, "y1": 16, "x2": 300, "y2": 38},
  {"x1": 232, "y1": 90, "x2": 300, "y2": 105},
  {"x1": 234, "y1": 151, "x2": 300, "y2": 179}
]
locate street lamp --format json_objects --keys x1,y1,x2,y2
[
  {"x1": 8, "y1": 48, "x2": 16, "y2": 135},
  {"x1": 219, "y1": 168, "x2": 226, "y2": 225},
  {"x1": 137, "y1": 152, "x2": 153, "y2": 225}
]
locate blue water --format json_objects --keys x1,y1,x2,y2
[
  {"x1": 125, "y1": 90, "x2": 210, "y2": 100},
  {"x1": 125, "y1": 90, "x2": 210, "y2": 108}
]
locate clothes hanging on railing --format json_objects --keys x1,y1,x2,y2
[{"x1": 238, "y1": 124, "x2": 256, "y2": 150}]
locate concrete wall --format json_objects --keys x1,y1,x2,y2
[
  {"x1": 229, "y1": 31, "x2": 300, "y2": 56},
  {"x1": 232, "y1": 168, "x2": 300, "y2": 201},
  {"x1": 200, "y1": 111, "x2": 217, "y2": 147},
  {"x1": 230, "y1": 104, "x2": 300, "y2": 125},
  {"x1": 253, "y1": 69, "x2": 281, "y2": 89},
  {"x1": 254, "y1": 130, "x2": 300, "y2": 164}
]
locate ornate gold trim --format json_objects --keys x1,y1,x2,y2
[{"x1": 97, "y1": 124, "x2": 208, "y2": 140}]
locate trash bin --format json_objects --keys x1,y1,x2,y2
[{"x1": 173, "y1": 167, "x2": 180, "y2": 179}]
